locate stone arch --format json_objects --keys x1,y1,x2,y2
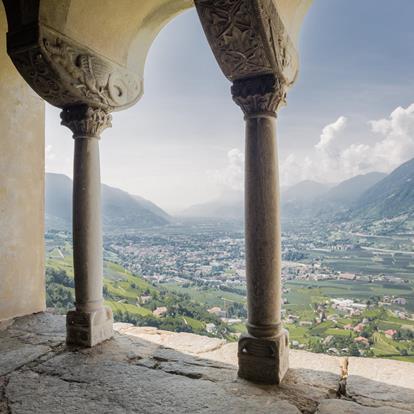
[{"x1": 2, "y1": 0, "x2": 194, "y2": 111}]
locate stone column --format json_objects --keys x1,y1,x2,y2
[
  {"x1": 232, "y1": 74, "x2": 289, "y2": 384},
  {"x1": 61, "y1": 105, "x2": 113, "y2": 347}
]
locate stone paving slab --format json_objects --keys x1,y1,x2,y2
[
  {"x1": 6, "y1": 366, "x2": 303, "y2": 414},
  {"x1": 347, "y1": 356, "x2": 414, "y2": 412},
  {"x1": 8, "y1": 312, "x2": 66, "y2": 337},
  {"x1": 0, "y1": 337, "x2": 50, "y2": 376}
]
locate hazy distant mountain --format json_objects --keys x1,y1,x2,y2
[
  {"x1": 280, "y1": 180, "x2": 333, "y2": 218},
  {"x1": 132, "y1": 195, "x2": 171, "y2": 222},
  {"x1": 45, "y1": 173, "x2": 171, "y2": 229},
  {"x1": 182, "y1": 181, "x2": 334, "y2": 219},
  {"x1": 178, "y1": 160, "x2": 414, "y2": 222},
  {"x1": 181, "y1": 190, "x2": 243, "y2": 219},
  {"x1": 352, "y1": 158, "x2": 414, "y2": 219},
  {"x1": 183, "y1": 181, "x2": 336, "y2": 220},
  {"x1": 321, "y1": 172, "x2": 387, "y2": 209},
  {"x1": 101, "y1": 184, "x2": 171, "y2": 228},
  {"x1": 45, "y1": 174, "x2": 73, "y2": 228},
  {"x1": 282, "y1": 180, "x2": 333, "y2": 203},
  {"x1": 180, "y1": 173, "x2": 392, "y2": 221}
]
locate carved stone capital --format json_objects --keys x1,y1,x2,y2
[
  {"x1": 231, "y1": 74, "x2": 285, "y2": 116},
  {"x1": 61, "y1": 106, "x2": 112, "y2": 138},
  {"x1": 8, "y1": 25, "x2": 142, "y2": 111}
]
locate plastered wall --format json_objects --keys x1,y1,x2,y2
[{"x1": 0, "y1": 5, "x2": 46, "y2": 320}]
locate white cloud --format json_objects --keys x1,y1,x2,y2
[
  {"x1": 279, "y1": 153, "x2": 313, "y2": 185},
  {"x1": 281, "y1": 103, "x2": 414, "y2": 186},
  {"x1": 280, "y1": 116, "x2": 350, "y2": 185},
  {"x1": 368, "y1": 103, "x2": 414, "y2": 171},
  {"x1": 207, "y1": 104, "x2": 414, "y2": 191},
  {"x1": 207, "y1": 148, "x2": 244, "y2": 191},
  {"x1": 315, "y1": 116, "x2": 347, "y2": 153}
]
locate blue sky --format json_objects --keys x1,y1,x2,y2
[{"x1": 46, "y1": 1, "x2": 414, "y2": 212}]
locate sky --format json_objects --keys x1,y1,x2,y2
[{"x1": 45, "y1": 0, "x2": 414, "y2": 213}]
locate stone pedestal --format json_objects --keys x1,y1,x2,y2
[
  {"x1": 61, "y1": 105, "x2": 113, "y2": 347},
  {"x1": 238, "y1": 330, "x2": 289, "y2": 384},
  {"x1": 232, "y1": 74, "x2": 288, "y2": 384},
  {"x1": 67, "y1": 307, "x2": 113, "y2": 347}
]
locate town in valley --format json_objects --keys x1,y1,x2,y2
[{"x1": 45, "y1": 213, "x2": 414, "y2": 363}]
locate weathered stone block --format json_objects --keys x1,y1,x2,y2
[
  {"x1": 66, "y1": 306, "x2": 113, "y2": 347},
  {"x1": 238, "y1": 329, "x2": 289, "y2": 384}
]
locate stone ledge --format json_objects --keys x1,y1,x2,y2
[
  {"x1": 114, "y1": 323, "x2": 226, "y2": 355},
  {"x1": 317, "y1": 399, "x2": 412, "y2": 414},
  {"x1": 0, "y1": 313, "x2": 413, "y2": 414}
]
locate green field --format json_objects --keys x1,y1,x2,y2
[
  {"x1": 107, "y1": 301, "x2": 152, "y2": 317},
  {"x1": 163, "y1": 283, "x2": 246, "y2": 307},
  {"x1": 306, "y1": 247, "x2": 414, "y2": 280},
  {"x1": 285, "y1": 279, "x2": 414, "y2": 312}
]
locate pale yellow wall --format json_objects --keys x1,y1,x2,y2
[{"x1": 0, "y1": 5, "x2": 46, "y2": 320}]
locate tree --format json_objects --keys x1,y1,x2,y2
[{"x1": 349, "y1": 344, "x2": 360, "y2": 357}]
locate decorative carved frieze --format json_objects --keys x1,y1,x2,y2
[
  {"x1": 195, "y1": 0, "x2": 271, "y2": 81},
  {"x1": 194, "y1": 0, "x2": 298, "y2": 86},
  {"x1": 61, "y1": 105, "x2": 112, "y2": 138},
  {"x1": 8, "y1": 25, "x2": 142, "y2": 111},
  {"x1": 254, "y1": 0, "x2": 298, "y2": 86},
  {"x1": 231, "y1": 74, "x2": 285, "y2": 116}
]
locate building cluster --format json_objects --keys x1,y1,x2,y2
[
  {"x1": 331, "y1": 299, "x2": 367, "y2": 316},
  {"x1": 105, "y1": 229, "x2": 246, "y2": 289}
]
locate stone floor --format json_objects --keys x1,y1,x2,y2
[{"x1": 0, "y1": 313, "x2": 413, "y2": 414}]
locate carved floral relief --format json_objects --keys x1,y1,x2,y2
[
  {"x1": 10, "y1": 26, "x2": 142, "y2": 111},
  {"x1": 195, "y1": 0, "x2": 298, "y2": 86}
]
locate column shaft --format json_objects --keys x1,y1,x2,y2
[
  {"x1": 73, "y1": 136, "x2": 103, "y2": 312},
  {"x1": 245, "y1": 115, "x2": 281, "y2": 338}
]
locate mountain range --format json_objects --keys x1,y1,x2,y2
[
  {"x1": 351, "y1": 158, "x2": 414, "y2": 219},
  {"x1": 45, "y1": 173, "x2": 171, "y2": 229},
  {"x1": 181, "y1": 190, "x2": 244, "y2": 220},
  {"x1": 181, "y1": 158, "x2": 414, "y2": 222},
  {"x1": 46, "y1": 157, "x2": 414, "y2": 229}
]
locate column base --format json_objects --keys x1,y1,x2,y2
[
  {"x1": 66, "y1": 306, "x2": 113, "y2": 347},
  {"x1": 238, "y1": 329, "x2": 289, "y2": 385}
]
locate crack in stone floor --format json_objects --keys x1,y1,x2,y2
[{"x1": 0, "y1": 376, "x2": 11, "y2": 414}]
